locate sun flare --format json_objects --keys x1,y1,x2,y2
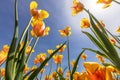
[{"x1": 83, "y1": 0, "x2": 104, "y2": 13}]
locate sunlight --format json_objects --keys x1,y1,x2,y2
[{"x1": 82, "y1": 0, "x2": 104, "y2": 14}]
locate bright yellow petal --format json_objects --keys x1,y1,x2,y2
[
  {"x1": 83, "y1": 62, "x2": 100, "y2": 73},
  {"x1": 106, "y1": 68, "x2": 114, "y2": 80},
  {"x1": 39, "y1": 10, "x2": 49, "y2": 19},
  {"x1": 30, "y1": 1, "x2": 38, "y2": 10}
]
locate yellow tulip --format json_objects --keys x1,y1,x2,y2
[
  {"x1": 72, "y1": 0, "x2": 84, "y2": 16},
  {"x1": 0, "y1": 45, "x2": 9, "y2": 65},
  {"x1": 80, "y1": 18, "x2": 90, "y2": 28},
  {"x1": 59, "y1": 26, "x2": 71, "y2": 37},
  {"x1": 53, "y1": 54, "x2": 63, "y2": 64},
  {"x1": 56, "y1": 44, "x2": 66, "y2": 53},
  {"x1": 83, "y1": 62, "x2": 114, "y2": 80},
  {"x1": 96, "y1": 0, "x2": 112, "y2": 9}
]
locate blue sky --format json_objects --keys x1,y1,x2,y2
[{"x1": 0, "y1": 0, "x2": 120, "y2": 78}]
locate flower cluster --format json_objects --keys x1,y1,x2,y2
[
  {"x1": 0, "y1": 0, "x2": 120, "y2": 80},
  {"x1": 30, "y1": 1, "x2": 50, "y2": 37}
]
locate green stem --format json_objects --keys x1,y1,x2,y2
[
  {"x1": 67, "y1": 36, "x2": 71, "y2": 80},
  {"x1": 13, "y1": 18, "x2": 32, "y2": 78},
  {"x1": 26, "y1": 37, "x2": 39, "y2": 63},
  {"x1": 113, "y1": 0, "x2": 120, "y2": 4},
  {"x1": 28, "y1": 37, "x2": 33, "y2": 45}
]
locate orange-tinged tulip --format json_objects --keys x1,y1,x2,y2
[
  {"x1": 24, "y1": 65, "x2": 30, "y2": 74},
  {"x1": 72, "y1": 0, "x2": 84, "y2": 16},
  {"x1": 44, "y1": 75, "x2": 52, "y2": 80},
  {"x1": 56, "y1": 44, "x2": 66, "y2": 53},
  {"x1": 96, "y1": 54, "x2": 105, "y2": 63},
  {"x1": 110, "y1": 38, "x2": 116, "y2": 45},
  {"x1": 31, "y1": 21, "x2": 50, "y2": 37},
  {"x1": 81, "y1": 53, "x2": 87, "y2": 60},
  {"x1": 30, "y1": 1, "x2": 39, "y2": 17},
  {"x1": 80, "y1": 18, "x2": 90, "y2": 28},
  {"x1": 51, "y1": 71, "x2": 57, "y2": 78},
  {"x1": 30, "y1": 1, "x2": 49, "y2": 20},
  {"x1": 73, "y1": 72, "x2": 81, "y2": 80},
  {"x1": 30, "y1": 1, "x2": 50, "y2": 37},
  {"x1": 0, "y1": 68, "x2": 5, "y2": 76},
  {"x1": 53, "y1": 54, "x2": 63, "y2": 64},
  {"x1": 57, "y1": 67, "x2": 63, "y2": 74},
  {"x1": 59, "y1": 26, "x2": 71, "y2": 37},
  {"x1": 83, "y1": 62, "x2": 114, "y2": 80},
  {"x1": 80, "y1": 71, "x2": 91, "y2": 80},
  {"x1": 2, "y1": 45, "x2": 9, "y2": 53},
  {"x1": 96, "y1": 0, "x2": 112, "y2": 8},
  {"x1": 33, "y1": 58, "x2": 39, "y2": 64},
  {"x1": 0, "y1": 45, "x2": 9, "y2": 65},
  {"x1": 97, "y1": 0, "x2": 112, "y2": 4},
  {"x1": 36, "y1": 53, "x2": 46, "y2": 63},
  {"x1": 0, "y1": 51, "x2": 7, "y2": 65},
  {"x1": 31, "y1": 9, "x2": 49, "y2": 20},
  {"x1": 47, "y1": 49, "x2": 53, "y2": 55},
  {"x1": 31, "y1": 21, "x2": 45, "y2": 37}
]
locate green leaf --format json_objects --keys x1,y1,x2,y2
[
  {"x1": 71, "y1": 49, "x2": 85, "y2": 80},
  {"x1": 15, "y1": 31, "x2": 28, "y2": 80},
  {"x1": 84, "y1": 9, "x2": 108, "y2": 36},
  {"x1": 85, "y1": 9, "x2": 120, "y2": 70},
  {"x1": 25, "y1": 37, "x2": 39, "y2": 63},
  {"x1": 5, "y1": 0, "x2": 18, "y2": 79},
  {"x1": 28, "y1": 41, "x2": 66, "y2": 80},
  {"x1": 82, "y1": 31, "x2": 108, "y2": 54},
  {"x1": 83, "y1": 48, "x2": 108, "y2": 58},
  {"x1": 14, "y1": 18, "x2": 32, "y2": 67},
  {"x1": 91, "y1": 14, "x2": 108, "y2": 36},
  {"x1": 90, "y1": 13, "x2": 119, "y2": 58}
]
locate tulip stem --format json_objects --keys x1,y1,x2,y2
[
  {"x1": 67, "y1": 36, "x2": 71, "y2": 80},
  {"x1": 26, "y1": 37, "x2": 39, "y2": 63}
]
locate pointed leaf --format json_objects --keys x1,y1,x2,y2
[
  {"x1": 28, "y1": 41, "x2": 66, "y2": 80},
  {"x1": 82, "y1": 31, "x2": 108, "y2": 54},
  {"x1": 15, "y1": 31, "x2": 28, "y2": 80},
  {"x1": 71, "y1": 49, "x2": 85, "y2": 80},
  {"x1": 5, "y1": 0, "x2": 18, "y2": 79}
]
